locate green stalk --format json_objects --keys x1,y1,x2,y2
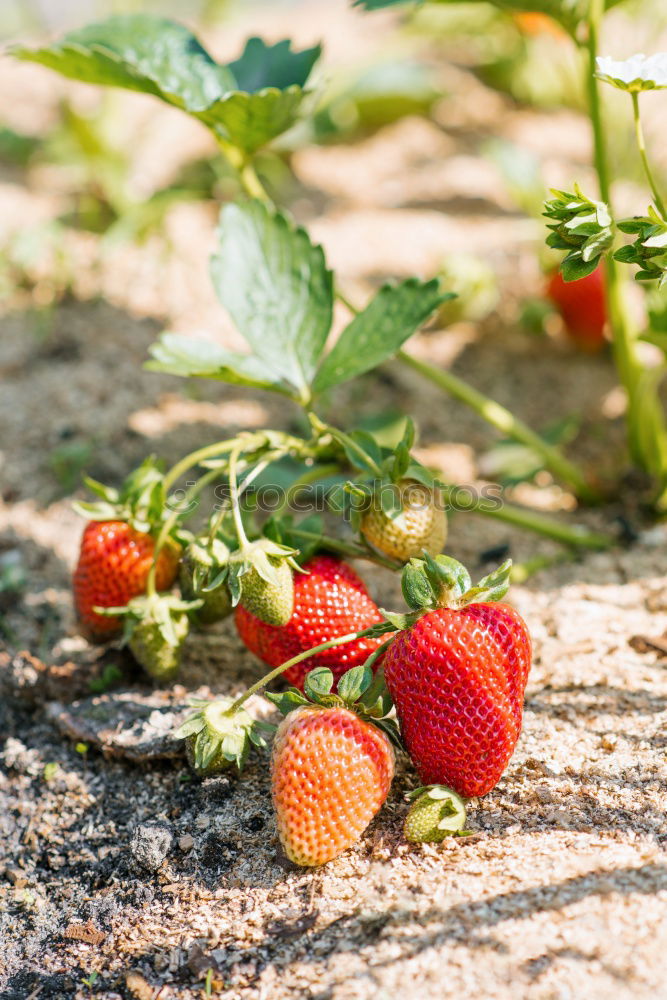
[
  {"x1": 228, "y1": 625, "x2": 394, "y2": 711},
  {"x1": 215, "y1": 137, "x2": 274, "y2": 204},
  {"x1": 146, "y1": 467, "x2": 221, "y2": 597},
  {"x1": 437, "y1": 482, "x2": 613, "y2": 550},
  {"x1": 584, "y1": 0, "x2": 667, "y2": 482},
  {"x1": 399, "y1": 350, "x2": 600, "y2": 503},
  {"x1": 631, "y1": 92, "x2": 666, "y2": 220},
  {"x1": 288, "y1": 527, "x2": 402, "y2": 571},
  {"x1": 228, "y1": 445, "x2": 251, "y2": 551}
]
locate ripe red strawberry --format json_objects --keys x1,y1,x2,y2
[
  {"x1": 270, "y1": 667, "x2": 395, "y2": 866},
  {"x1": 547, "y1": 266, "x2": 607, "y2": 351},
  {"x1": 384, "y1": 555, "x2": 531, "y2": 798},
  {"x1": 235, "y1": 554, "x2": 386, "y2": 689},
  {"x1": 73, "y1": 521, "x2": 180, "y2": 639}
]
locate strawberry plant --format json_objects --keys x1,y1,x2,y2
[
  {"x1": 12, "y1": 8, "x2": 639, "y2": 866},
  {"x1": 13, "y1": 12, "x2": 607, "y2": 507},
  {"x1": 174, "y1": 551, "x2": 526, "y2": 865}
]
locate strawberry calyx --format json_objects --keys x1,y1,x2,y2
[
  {"x1": 266, "y1": 663, "x2": 402, "y2": 749},
  {"x1": 73, "y1": 456, "x2": 170, "y2": 536},
  {"x1": 398, "y1": 552, "x2": 512, "y2": 615},
  {"x1": 180, "y1": 534, "x2": 234, "y2": 623},
  {"x1": 175, "y1": 697, "x2": 272, "y2": 774},
  {"x1": 404, "y1": 784, "x2": 470, "y2": 843}
]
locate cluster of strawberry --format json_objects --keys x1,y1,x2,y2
[{"x1": 72, "y1": 466, "x2": 531, "y2": 867}]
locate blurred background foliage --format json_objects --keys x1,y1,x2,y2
[{"x1": 2, "y1": 0, "x2": 667, "y2": 316}]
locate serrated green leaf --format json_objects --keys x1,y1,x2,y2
[
  {"x1": 211, "y1": 201, "x2": 333, "y2": 396},
  {"x1": 199, "y1": 88, "x2": 310, "y2": 154},
  {"x1": 13, "y1": 16, "x2": 234, "y2": 108},
  {"x1": 313, "y1": 279, "x2": 448, "y2": 392},
  {"x1": 146, "y1": 331, "x2": 292, "y2": 395},
  {"x1": 13, "y1": 18, "x2": 320, "y2": 155}
]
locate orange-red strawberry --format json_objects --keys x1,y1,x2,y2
[
  {"x1": 270, "y1": 667, "x2": 396, "y2": 866},
  {"x1": 384, "y1": 555, "x2": 531, "y2": 798},
  {"x1": 547, "y1": 266, "x2": 607, "y2": 352},
  {"x1": 235, "y1": 554, "x2": 386, "y2": 689},
  {"x1": 73, "y1": 521, "x2": 179, "y2": 639}
]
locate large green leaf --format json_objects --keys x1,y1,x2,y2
[
  {"x1": 198, "y1": 88, "x2": 308, "y2": 154},
  {"x1": 210, "y1": 201, "x2": 333, "y2": 397},
  {"x1": 13, "y1": 17, "x2": 320, "y2": 153},
  {"x1": 145, "y1": 332, "x2": 294, "y2": 396},
  {"x1": 312, "y1": 279, "x2": 448, "y2": 393}
]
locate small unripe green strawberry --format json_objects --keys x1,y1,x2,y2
[
  {"x1": 361, "y1": 479, "x2": 446, "y2": 563},
  {"x1": 240, "y1": 559, "x2": 294, "y2": 626},
  {"x1": 404, "y1": 785, "x2": 468, "y2": 843},
  {"x1": 179, "y1": 537, "x2": 232, "y2": 625},
  {"x1": 228, "y1": 539, "x2": 298, "y2": 627},
  {"x1": 109, "y1": 593, "x2": 196, "y2": 683},
  {"x1": 129, "y1": 607, "x2": 189, "y2": 682}
]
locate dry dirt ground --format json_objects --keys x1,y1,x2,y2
[{"x1": 2, "y1": 3, "x2": 667, "y2": 999}]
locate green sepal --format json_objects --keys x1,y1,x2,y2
[
  {"x1": 544, "y1": 185, "x2": 613, "y2": 282},
  {"x1": 175, "y1": 697, "x2": 271, "y2": 776},
  {"x1": 72, "y1": 456, "x2": 169, "y2": 534},
  {"x1": 267, "y1": 661, "x2": 401, "y2": 747},
  {"x1": 395, "y1": 553, "x2": 511, "y2": 617}
]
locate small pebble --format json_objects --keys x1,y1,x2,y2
[
  {"x1": 130, "y1": 822, "x2": 173, "y2": 871},
  {"x1": 600, "y1": 733, "x2": 618, "y2": 752},
  {"x1": 178, "y1": 834, "x2": 194, "y2": 852}
]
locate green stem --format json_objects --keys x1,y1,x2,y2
[
  {"x1": 215, "y1": 137, "x2": 273, "y2": 205},
  {"x1": 336, "y1": 287, "x2": 597, "y2": 502},
  {"x1": 228, "y1": 446, "x2": 250, "y2": 550},
  {"x1": 227, "y1": 625, "x2": 394, "y2": 711},
  {"x1": 162, "y1": 431, "x2": 315, "y2": 496},
  {"x1": 584, "y1": 1, "x2": 657, "y2": 474},
  {"x1": 146, "y1": 467, "x2": 221, "y2": 596},
  {"x1": 631, "y1": 92, "x2": 667, "y2": 219},
  {"x1": 437, "y1": 482, "x2": 613, "y2": 550},
  {"x1": 162, "y1": 438, "x2": 238, "y2": 494},
  {"x1": 288, "y1": 527, "x2": 402, "y2": 571},
  {"x1": 399, "y1": 350, "x2": 600, "y2": 504},
  {"x1": 311, "y1": 414, "x2": 384, "y2": 477}
]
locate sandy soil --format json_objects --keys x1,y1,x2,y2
[{"x1": 2, "y1": 3, "x2": 667, "y2": 999}]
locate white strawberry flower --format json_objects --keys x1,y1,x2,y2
[{"x1": 596, "y1": 53, "x2": 667, "y2": 92}]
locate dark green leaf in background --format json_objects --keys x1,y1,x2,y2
[{"x1": 13, "y1": 17, "x2": 320, "y2": 153}]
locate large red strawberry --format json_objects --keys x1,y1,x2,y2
[
  {"x1": 74, "y1": 521, "x2": 180, "y2": 639},
  {"x1": 547, "y1": 266, "x2": 607, "y2": 351},
  {"x1": 384, "y1": 555, "x2": 531, "y2": 798},
  {"x1": 269, "y1": 666, "x2": 396, "y2": 866},
  {"x1": 235, "y1": 554, "x2": 386, "y2": 689}
]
